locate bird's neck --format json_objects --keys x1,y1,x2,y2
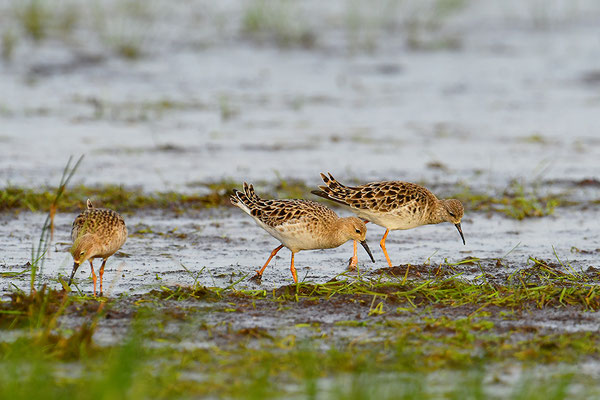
[
  {"x1": 329, "y1": 218, "x2": 352, "y2": 246},
  {"x1": 426, "y1": 201, "x2": 447, "y2": 224}
]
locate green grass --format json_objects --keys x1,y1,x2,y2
[
  {"x1": 0, "y1": 284, "x2": 599, "y2": 399},
  {"x1": 453, "y1": 180, "x2": 564, "y2": 220},
  {"x1": 0, "y1": 177, "x2": 584, "y2": 218},
  {"x1": 0, "y1": 178, "x2": 317, "y2": 213},
  {"x1": 18, "y1": 0, "x2": 48, "y2": 42},
  {"x1": 242, "y1": 0, "x2": 316, "y2": 48},
  {"x1": 12, "y1": 0, "x2": 79, "y2": 44},
  {"x1": 8, "y1": 0, "x2": 153, "y2": 61},
  {"x1": 0, "y1": 328, "x2": 586, "y2": 400},
  {"x1": 2, "y1": 29, "x2": 16, "y2": 61},
  {"x1": 0, "y1": 184, "x2": 231, "y2": 213},
  {"x1": 72, "y1": 96, "x2": 208, "y2": 123},
  {"x1": 238, "y1": 258, "x2": 599, "y2": 311},
  {"x1": 403, "y1": 0, "x2": 467, "y2": 51}
]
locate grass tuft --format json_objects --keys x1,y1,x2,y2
[
  {"x1": 2, "y1": 30, "x2": 17, "y2": 61},
  {"x1": 0, "y1": 178, "x2": 317, "y2": 213},
  {"x1": 18, "y1": 0, "x2": 48, "y2": 42},
  {"x1": 454, "y1": 180, "x2": 563, "y2": 220},
  {"x1": 242, "y1": 0, "x2": 316, "y2": 48}
]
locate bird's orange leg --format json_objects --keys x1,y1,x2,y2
[
  {"x1": 380, "y1": 229, "x2": 393, "y2": 268},
  {"x1": 251, "y1": 244, "x2": 284, "y2": 281},
  {"x1": 89, "y1": 260, "x2": 97, "y2": 296},
  {"x1": 99, "y1": 259, "x2": 107, "y2": 296},
  {"x1": 348, "y1": 240, "x2": 358, "y2": 270},
  {"x1": 290, "y1": 252, "x2": 298, "y2": 283}
]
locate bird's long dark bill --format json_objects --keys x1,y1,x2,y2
[
  {"x1": 68, "y1": 262, "x2": 80, "y2": 286},
  {"x1": 455, "y1": 223, "x2": 466, "y2": 245},
  {"x1": 360, "y1": 240, "x2": 375, "y2": 262}
]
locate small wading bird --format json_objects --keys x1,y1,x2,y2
[
  {"x1": 68, "y1": 199, "x2": 127, "y2": 296},
  {"x1": 312, "y1": 173, "x2": 465, "y2": 268},
  {"x1": 230, "y1": 182, "x2": 375, "y2": 283}
]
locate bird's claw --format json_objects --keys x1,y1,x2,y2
[
  {"x1": 249, "y1": 271, "x2": 263, "y2": 283},
  {"x1": 347, "y1": 256, "x2": 358, "y2": 271}
]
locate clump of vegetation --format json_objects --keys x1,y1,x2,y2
[
  {"x1": 242, "y1": 0, "x2": 316, "y2": 48},
  {"x1": 8, "y1": 0, "x2": 153, "y2": 61},
  {"x1": 147, "y1": 285, "x2": 219, "y2": 302},
  {"x1": 0, "y1": 184, "x2": 229, "y2": 213},
  {"x1": 453, "y1": 180, "x2": 564, "y2": 220},
  {"x1": 219, "y1": 94, "x2": 238, "y2": 121},
  {"x1": 74, "y1": 96, "x2": 207, "y2": 123},
  {"x1": 0, "y1": 174, "x2": 580, "y2": 220},
  {"x1": 500, "y1": 180, "x2": 560, "y2": 219},
  {"x1": 0, "y1": 285, "x2": 67, "y2": 329},
  {"x1": 344, "y1": 0, "x2": 393, "y2": 53},
  {"x1": 18, "y1": 0, "x2": 49, "y2": 42},
  {"x1": 1, "y1": 30, "x2": 16, "y2": 61},
  {"x1": 520, "y1": 133, "x2": 549, "y2": 144},
  {"x1": 0, "y1": 177, "x2": 318, "y2": 213},
  {"x1": 270, "y1": 268, "x2": 599, "y2": 311},
  {"x1": 115, "y1": 41, "x2": 142, "y2": 59},
  {"x1": 0, "y1": 284, "x2": 103, "y2": 361},
  {"x1": 342, "y1": 0, "x2": 467, "y2": 53},
  {"x1": 272, "y1": 174, "x2": 313, "y2": 199},
  {"x1": 99, "y1": 7, "x2": 148, "y2": 61},
  {"x1": 402, "y1": 0, "x2": 467, "y2": 50},
  {"x1": 12, "y1": 0, "x2": 80, "y2": 45}
]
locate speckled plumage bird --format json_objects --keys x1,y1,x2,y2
[
  {"x1": 68, "y1": 199, "x2": 127, "y2": 296},
  {"x1": 312, "y1": 173, "x2": 465, "y2": 268},
  {"x1": 230, "y1": 182, "x2": 374, "y2": 283}
]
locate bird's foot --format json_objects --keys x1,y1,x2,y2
[
  {"x1": 249, "y1": 271, "x2": 263, "y2": 283},
  {"x1": 347, "y1": 256, "x2": 358, "y2": 271}
]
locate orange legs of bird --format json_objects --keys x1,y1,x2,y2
[
  {"x1": 89, "y1": 259, "x2": 97, "y2": 296},
  {"x1": 99, "y1": 258, "x2": 107, "y2": 296},
  {"x1": 251, "y1": 244, "x2": 284, "y2": 281},
  {"x1": 290, "y1": 252, "x2": 298, "y2": 283},
  {"x1": 380, "y1": 229, "x2": 393, "y2": 268},
  {"x1": 348, "y1": 240, "x2": 358, "y2": 270}
]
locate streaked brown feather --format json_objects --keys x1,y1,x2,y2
[{"x1": 313, "y1": 173, "x2": 438, "y2": 214}]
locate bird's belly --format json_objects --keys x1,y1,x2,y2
[
  {"x1": 264, "y1": 223, "x2": 335, "y2": 252},
  {"x1": 97, "y1": 234, "x2": 127, "y2": 259},
  {"x1": 357, "y1": 210, "x2": 422, "y2": 230}
]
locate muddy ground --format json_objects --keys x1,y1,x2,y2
[
  {"x1": 1, "y1": 203, "x2": 599, "y2": 339},
  {"x1": 1, "y1": 202, "x2": 600, "y2": 296}
]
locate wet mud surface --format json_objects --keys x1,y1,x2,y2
[
  {"x1": 2, "y1": 205, "x2": 600, "y2": 296},
  {"x1": 1, "y1": 206, "x2": 599, "y2": 348}
]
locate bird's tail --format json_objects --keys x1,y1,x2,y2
[
  {"x1": 230, "y1": 182, "x2": 262, "y2": 215},
  {"x1": 311, "y1": 172, "x2": 354, "y2": 205}
]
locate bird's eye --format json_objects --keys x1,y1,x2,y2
[
  {"x1": 80, "y1": 251, "x2": 85, "y2": 256},
  {"x1": 448, "y1": 212, "x2": 455, "y2": 217},
  {"x1": 355, "y1": 229, "x2": 361, "y2": 234}
]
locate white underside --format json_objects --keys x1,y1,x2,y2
[
  {"x1": 257, "y1": 219, "x2": 333, "y2": 252},
  {"x1": 234, "y1": 200, "x2": 344, "y2": 252},
  {"x1": 350, "y1": 208, "x2": 425, "y2": 230},
  {"x1": 234, "y1": 201, "x2": 320, "y2": 251}
]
